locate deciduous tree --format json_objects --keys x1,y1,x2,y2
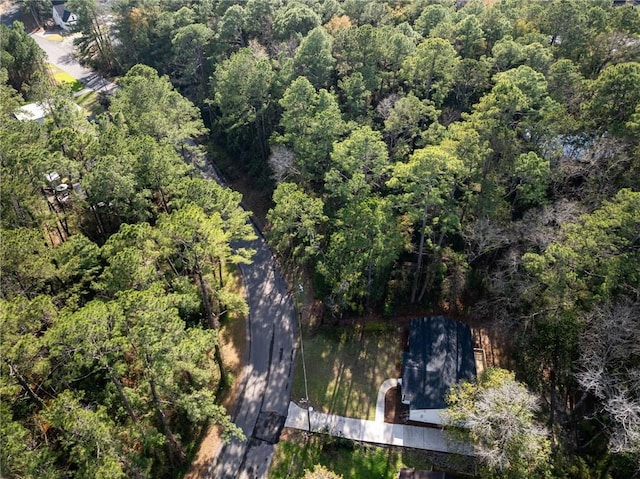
[{"x1": 447, "y1": 368, "x2": 551, "y2": 479}]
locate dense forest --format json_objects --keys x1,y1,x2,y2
[{"x1": 2, "y1": 0, "x2": 639, "y2": 478}]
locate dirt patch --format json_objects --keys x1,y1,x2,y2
[
  {"x1": 183, "y1": 294, "x2": 247, "y2": 479},
  {"x1": 183, "y1": 424, "x2": 223, "y2": 479},
  {"x1": 385, "y1": 386, "x2": 409, "y2": 424},
  {"x1": 470, "y1": 321, "x2": 513, "y2": 370}
]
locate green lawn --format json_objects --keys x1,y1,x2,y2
[
  {"x1": 75, "y1": 90, "x2": 104, "y2": 116},
  {"x1": 43, "y1": 33, "x2": 65, "y2": 42},
  {"x1": 48, "y1": 63, "x2": 84, "y2": 92},
  {"x1": 294, "y1": 322, "x2": 402, "y2": 420},
  {"x1": 269, "y1": 432, "x2": 434, "y2": 479}
]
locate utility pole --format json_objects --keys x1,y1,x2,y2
[{"x1": 296, "y1": 282, "x2": 311, "y2": 432}]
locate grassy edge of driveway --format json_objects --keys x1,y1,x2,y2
[{"x1": 269, "y1": 431, "x2": 438, "y2": 479}]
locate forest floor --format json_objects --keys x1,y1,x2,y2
[
  {"x1": 207, "y1": 144, "x2": 273, "y2": 228},
  {"x1": 1, "y1": 2, "x2": 37, "y2": 30}
]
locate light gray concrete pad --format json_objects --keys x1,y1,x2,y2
[{"x1": 285, "y1": 402, "x2": 472, "y2": 456}]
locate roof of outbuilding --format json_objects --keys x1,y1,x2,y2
[
  {"x1": 402, "y1": 316, "x2": 476, "y2": 411},
  {"x1": 14, "y1": 102, "x2": 48, "y2": 122}
]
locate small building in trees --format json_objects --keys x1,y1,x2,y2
[
  {"x1": 401, "y1": 317, "x2": 477, "y2": 425},
  {"x1": 52, "y1": 1, "x2": 77, "y2": 31},
  {"x1": 13, "y1": 102, "x2": 49, "y2": 123},
  {"x1": 14, "y1": 101, "x2": 82, "y2": 123}
]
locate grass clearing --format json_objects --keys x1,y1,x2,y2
[
  {"x1": 48, "y1": 63, "x2": 84, "y2": 92},
  {"x1": 269, "y1": 431, "x2": 434, "y2": 479},
  {"x1": 43, "y1": 33, "x2": 65, "y2": 42},
  {"x1": 294, "y1": 322, "x2": 402, "y2": 420},
  {"x1": 75, "y1": 90, "x2": 104, "y2": 116}
]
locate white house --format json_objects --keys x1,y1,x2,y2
[{"x1": 52, "y1": 1, "x2": 77, "y2": 31}]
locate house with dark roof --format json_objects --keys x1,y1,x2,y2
[
  {"x1": 401, "y1": 317, "x2": 477, "y2": 425},
  {"x1": 52, "y1": 1, "x2": 78, "y2": 31}
]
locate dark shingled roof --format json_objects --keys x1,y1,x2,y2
[{"x1": 402, "y1": 317, "x2": 476, "y2": 411}]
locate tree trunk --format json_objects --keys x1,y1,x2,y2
[
  {"x1": 9, "y1": 363, "x2": 45, "y2": 409},
  {"x1": 108, "y1": 368, "x2": 139, "y2": 424},
  {"x1": 412, "y1": 197, "x2": 430, "y2": 303},
  {"x1": 158, "y1": 187, "x2": 169, "y2": 214},
  {"x1": 366, "y1": 250, "x2": 373, "y2": 311},
  {"x1": 195, "y1": 266, "x2": 228, "y2": 390},
  {"x1": 195, "y1": 265, "x2": 217, "y2": 330},
  {"x1": 149, "y1": 374, "x2": 185, "y2": 466}
]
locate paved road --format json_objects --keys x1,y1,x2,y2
[
  {"x1": 30, "y1": 30, "x2": 117, "y2": 94},
  {"x1": 209, "y1": 229, "x2": 297, "y2": 478},
  {"x1": 196, "y1": 160, "x2": 298, "y2": 479}
]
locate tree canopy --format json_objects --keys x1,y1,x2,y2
[{"x1": 3, "y1": 0, "x2": 640, "y2": 476}]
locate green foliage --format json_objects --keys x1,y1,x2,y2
[
  {"x1": 294, "y1": 26, "x2": 336, "y2": 89},
  {"x1": 319, "y1": 197, "x2": 407, "y2": 313},
  {"x1": 584, "y1": 62, "x2": 640, "y2": 135},
  {"x1": 0, "y1": 22, "x2": 46, "y2": 96},
  {"x1": 524, "y1": 189, "x2": 640, "y2": 309},
  {"x1": 400, "y1": 37, "x2": 460, "y2": 106},
  {"x1": 324, "y1": 125, "x2": 389, "y2": 205},
  {"x1": 337, "y1": 72, "x2": 371, "y2": 121},
  {"x1": 4, "y1": 1, "x2": 640, "y2": 475},
  {"x1": 68, "y1": 0, "x2": 121, "y2": 74},
  {"x1": 270, "y1": 432, "x2": 434, "y2": 479},
  {"x1": 273, "y1": 2, "x2": 321, "y2": 41},
  {"x1": 170, "y1": 23, "x2": 214, "y2": 101},
  {"x1": 211, "y1": 45, "x2": 275, "y2": 163},
  {"x1": 213, "y1": 47, "x2": 275, "y2": 133},
  {"x1": 0, "y1": 60, "x2": 254, "y2": 477},
  {"x1": 276, "y1": 76, "x2": 348, "y2": 184},
  {"x1": 267, "y1": 182, "x2": 327, "y2": 268},
  {"x1": 383, "y1": 93, "x2": 439, "y2": 158},
  {"x1": 512, "y1": 151, "x2": 550, "y2": 208},
  {"x1": 304, "y1": 464, "x2": 343, "y2": 479},
  {"x1": 110, "y1": 64, "x2": 207, "y2": 147}
]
